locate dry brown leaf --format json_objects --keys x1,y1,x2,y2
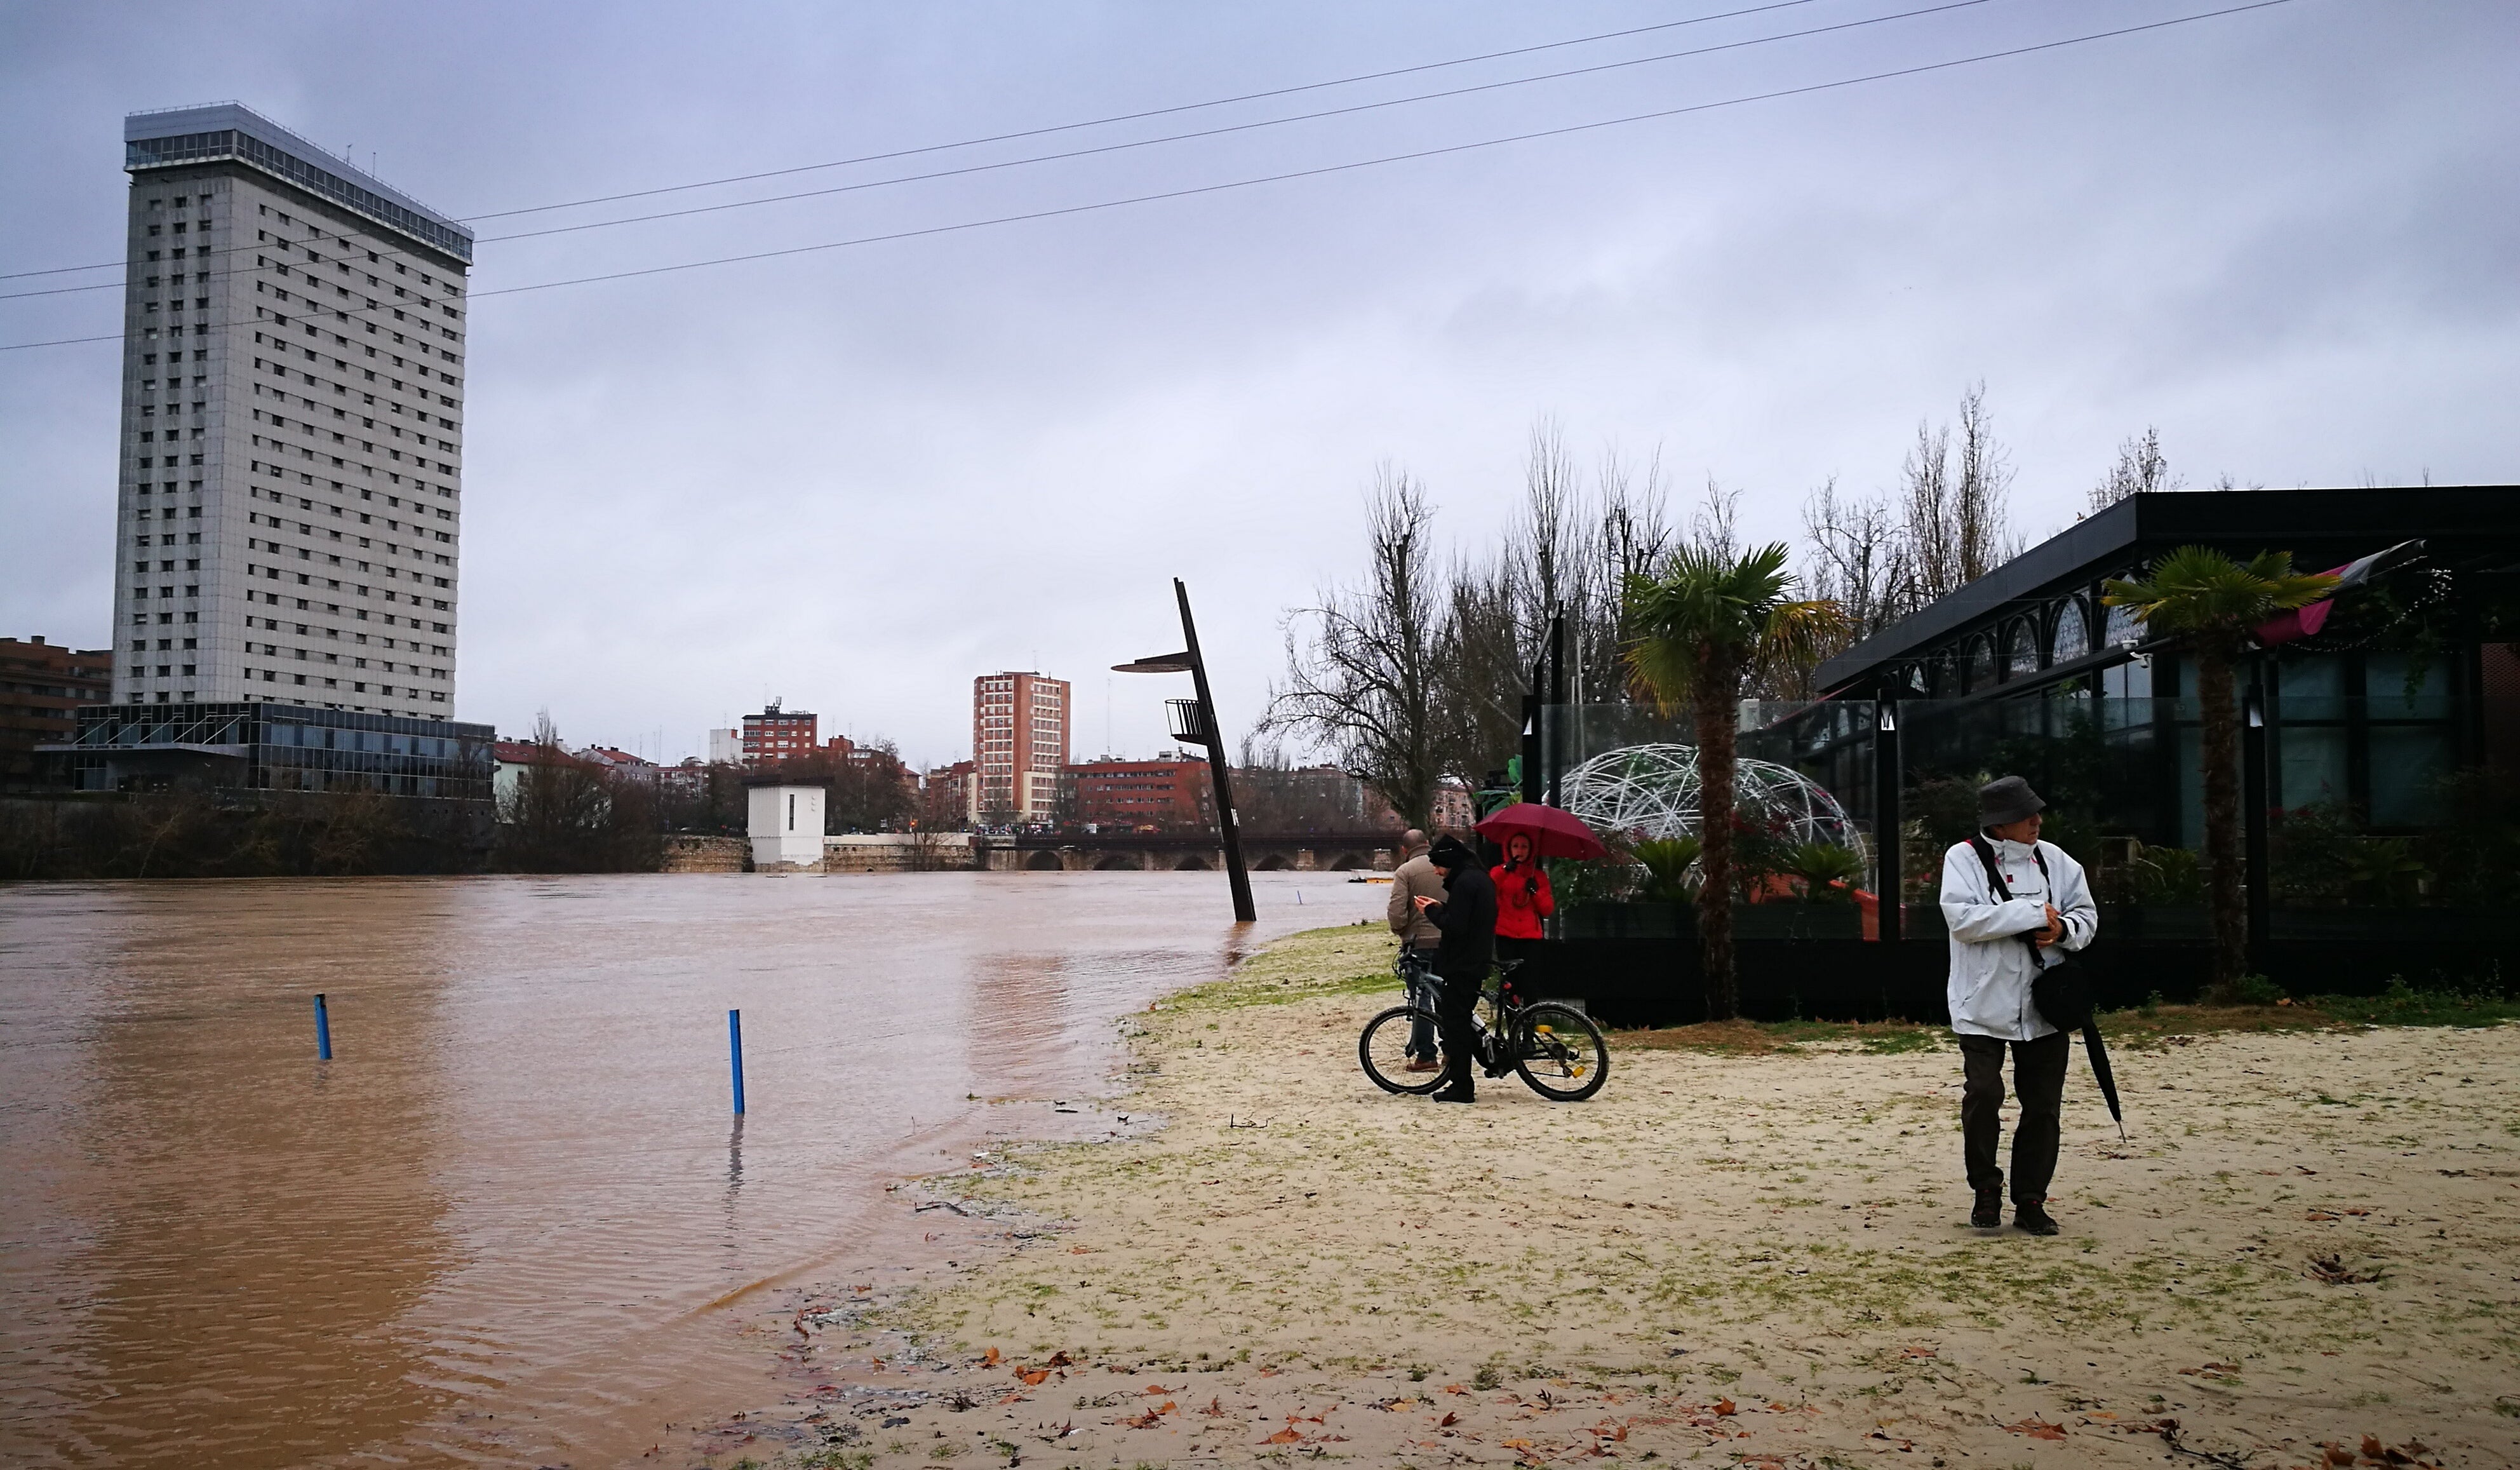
[
  {"x1": 1045, "y1": 1351, "x2": 1073, "y2": 1367},
  {"x1": 1440, "y1": 1412, "x2": 1459, "y2": 1427},
  {"x1": 1713, "y1": 1398, "x2": 1738, "y2": 1416},
  {"x1": 981, "y1": 1347, "x2": 1001, "y2": 1366},
  {"x1": 1200, "y1": 1396, "x2": 1226, "y2": 1418},
  {"x1": 1900, "y1": 1345, "x2": 1937, "y2": 1358},
  {"x1": 2005, "y1": 1417, "x2": 2068, "y2": 1441},
  {"x1": 1017, "y1": 1368, "x2": 1050, "y2": 1387},
  {"x1": 1263, "y1": 1427, "x2": 1303, "y2": 1444}
]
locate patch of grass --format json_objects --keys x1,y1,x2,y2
[
  {"x1": 1166, "y1": 924, "x2": 1402, "y2": 1011},
  {"x1": 1616, "y1": 1018, "x2": 1943, "y2": 1056},
  {"x1": 2095, "y1": 981, "x2": 2519, "y2": 1048},
  {"x1": 2305, "y1": 977, "x2": 2520, "y2": 1028}
]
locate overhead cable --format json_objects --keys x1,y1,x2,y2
[{"x1": 0, "y1": 0, "x2": 2303, "y2": 353}]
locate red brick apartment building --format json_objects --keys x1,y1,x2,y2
[
  {"x1": 741, "y1": 702, "x2": 817, "y2": 765},
  {"x1": 1071, "y1": 755, "x2": 1212, "y2": 829},
  {"x1": 972, "y1": 672, "x2": 1068, "y2": 825},
  {"x1": 1, "y1": 637, "x2": 111, "y2": 789}
]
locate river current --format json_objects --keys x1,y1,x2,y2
[{"x1": 0, "y1": 870, "x2": 1381, "y2": 1466}]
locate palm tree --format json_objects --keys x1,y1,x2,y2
[
  {"x1": 2103, "y1": 546, "x2": 2337, "y2": 994},
  {"x1": 1625, "y1": 543, "x2": 1845, "y2": 1020}
]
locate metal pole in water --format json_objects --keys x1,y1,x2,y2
[
  {"x1": 728, "y1": 1008, "x2": 746, "y2": 1116},
  {"x1": 314, "y1": 993, "x2": 333, "y2": 1060}
]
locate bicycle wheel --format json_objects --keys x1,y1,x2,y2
[
  {"x1": 1513, "y1": 1002, "x2": 1609, "y2": 1102},
  {"x1": 1358, "y1": 1006, "x2": 1447, "y2": 1096}
]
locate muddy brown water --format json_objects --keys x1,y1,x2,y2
[{"x1": 0, "y1": 870, "x2": 1381, "y2": 1467}]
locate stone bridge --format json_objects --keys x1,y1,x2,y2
[{"x1": 972, "y1": 831, "x2": 1400, "y2": 874}]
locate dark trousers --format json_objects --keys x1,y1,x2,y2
[
  {"x1": 1434, "y1": 966, "x2": 1484, "y2": 1098},
  {"x1": 1960, "y1": 1030, "x2": 2069, "y2": 1204},
  {"x1": 1398, "y1": 946, "x2": 1441, "y2": 1058}
]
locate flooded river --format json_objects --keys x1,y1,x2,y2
[{"x1": 0, "y1": 870, "x2": 1381, "y2": 1466}]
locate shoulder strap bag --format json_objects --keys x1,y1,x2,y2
[{"x1": 1964, "y1": 834, "x2": 2093, "y2": 1032}]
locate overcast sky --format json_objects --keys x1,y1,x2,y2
[{"x1": 2, "y1": 1, "x2": 2512, "y2": 767}]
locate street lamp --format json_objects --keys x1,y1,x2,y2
[{"x1": 1113, "y1": 578, "x2": 1256, "y2": 923}]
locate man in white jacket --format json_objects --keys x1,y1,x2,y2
[{"x1": 1941, "y1": 776, "x2": 2098, "y2": 1236}]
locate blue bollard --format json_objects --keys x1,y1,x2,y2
[
  {"x1": 314, "y1": 993, "x2": 333, "y2": 1061},
  {"x1": 728, "y1": 1008, "x2": 746, "y2": 1116}
]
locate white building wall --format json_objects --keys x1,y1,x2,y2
[
  {"x1": 114, "y1": 105, "x2": 469, "y2": 718},
  {"x1": 747, "y1": 784, "x2": 826, "y2": 868}
]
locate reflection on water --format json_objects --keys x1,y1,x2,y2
[{"x1": 0, "y1": 871, "x2": 1375, "y2": 1467}]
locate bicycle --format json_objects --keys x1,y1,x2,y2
[{"x1": 1358, "y1": 956, "x2": 1609, "y2": 1102}]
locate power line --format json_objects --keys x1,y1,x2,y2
[
  {"x1": 0, "y1": 0, "x2": 1987, "y2": 300},
  {"x1": 0, "y1": 1, "x2": 2303, "y2": 353},
  {"x1": 0, "y1": 0, "x2": 1828, "y2": 284},
  {"x1": 464, "y1": 0, "x2": 1829, "y2": 222},
  {"x1": 471, "y1": 0, "x2": 2001, "y2": 248}
]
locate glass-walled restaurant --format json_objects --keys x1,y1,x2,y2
[
  {"x1": 1529, "y1": 487, "x2": 2519, "y2": 1002},
  {"x1": 60, "y1": 701, "x2": 493, "y2": 802}
]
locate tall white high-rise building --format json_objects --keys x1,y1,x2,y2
[{"x1": 113, "y1": 103, "x2": 473, "y2": 718}]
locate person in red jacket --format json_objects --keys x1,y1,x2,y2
[{"x1": 1491, "y1": 832, "x2": 1554, "y2": 1001}]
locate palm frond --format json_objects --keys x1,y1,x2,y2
[
  {"x1": 1623, "y1": 542, "x2": 1839, "y2": 709},
  {"x1": 2102, "y1": 544, "x2": 2342, "y2": 635}
]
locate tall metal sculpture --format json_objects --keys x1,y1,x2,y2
[{"x1": 1112, "y1": 579, "x2": 1257, "y2": 923}]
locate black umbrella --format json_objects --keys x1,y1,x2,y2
[{"x1": 2079, "y1": 1018, "x2": 2126, "y2": 1142}]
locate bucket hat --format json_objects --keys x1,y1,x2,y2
[{"x1": 1978, "y1": 774, "x2": 2046, "y2": 828}]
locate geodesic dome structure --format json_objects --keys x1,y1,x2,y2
[{"x1": 1560, "y1": 743, "x2": 1865, "y2": 860}]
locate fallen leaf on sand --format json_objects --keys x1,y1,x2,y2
[
  {"x1": 1440, "y1": 1413, "x2": 1459, "y2": 1427},
  {"x1": 1263, "y1": 1427, "x2": 1303, "y2": 1444},
  {"x1": 1201, "y1": 1397, "x2": 1226, "y2": 1418},
  {"x1": 1045, "y1": 1351, "x2": 1073, "y2": 1366},
  {"x1": 2306, "y1": 1210, "x2": 2340, "y2": 1222},
  {"x1": 2005, "y1": 1417, "x2": 2068, "y2": 1441},
  {"x1": 1713, "y1": 1398, "x2": 1738, "y2": 1416},
  {"x1": 1143, "y1": 1384, "x2": 1178, "y2": 1395},
  {"x1": 2308, "y1": 1253, "x2": 2384, "y2": 1285},
  {"x1": 1502, "y1": 1439, "x2": 1534, "y2": 1450},
  {"x1": 1900, "y1": 1345, "x2": 1936, "y2": 1358},
  {"x1": 981, "y1": 1347, "x2": 1001, "y2": 1366},
  {"x1": 1443, "y1": 1384, "x2": 1468, "y2": 1394},
  {"x1": 1017, "y1": 1368, "x2": 1050, "y2": 1386}
]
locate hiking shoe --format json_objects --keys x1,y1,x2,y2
[
  {"x1": 2014, "y1": 1204, "x2": 2061, "y2": 1236},
  {"x1": 1403, "y1": 1058, "x2": 1440, "y2": 1073},
  {"x1": 1970, "y1": 1191, "x2": 2004, "y2": 1229},
  {"x1": 1432, "y1": 1088, "x2": 1475, "y2": 1105}
]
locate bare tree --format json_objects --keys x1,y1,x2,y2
[
  {"x1": 1590, "y1": 444, "x2": 1675, "y2": 703},
  {"x1": 1902, "y1": 382, "x2": 2018, "y2": 601},
  {"x1": 1265, "y1": 467, "x2": 1447, "y2": 829},
  {"x1": 2089, "y1": 426, "x2": 2181, "y2": 513},
  {"x1": 1801, "y1": 475, "x2": 1911, "y2": 647},
  {"x1": 1692, "y1": 476, "x2": 1743, "y2": 564}
]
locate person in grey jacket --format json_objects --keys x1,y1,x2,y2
[
  {"x1": 1384, "y1": 829, "x2": 1444, "y2": 1070},
  {"x1": 1941, "y1": 775, "x2": 2098, "y2": 1236}
]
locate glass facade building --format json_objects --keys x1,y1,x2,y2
[{"x1": 62, "y1": 702, "x2": 492, "y2": 801}]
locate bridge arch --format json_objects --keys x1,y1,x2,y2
[
  {"x1": 1327, "y1": 851, "x2": 1371, "y2": 872},
  {"x1": 1093, "y1": 853, "x2": 1143, "y2": 872},
  {"x1": 1172, "y1": 852, "x2": 1213, "y2": 871},
  {"x1": 1252, "y1": 853, "x2": 1289, "y2": 872},
  {"x1": 1023, "y1": 849, "x2": 1064, "y2": 872}
]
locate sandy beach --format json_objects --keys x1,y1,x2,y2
[{"x1": 716, "y1": 924, "x2": 2520, "y2": 1470}]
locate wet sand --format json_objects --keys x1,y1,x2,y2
[
  {"x1": 746, "y1": 924, "x2": 2520, "y2": 1469},
  {"x1": 0, "y1": 872, "x2": 1380, "y2": 1469}
]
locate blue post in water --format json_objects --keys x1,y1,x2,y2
[
  {"x1": 314, "y1": 993, "x2": 333, "y2": 1061},
  {"x1": 728, "y1": 1008, "x2": 746, "y2": 1115}
]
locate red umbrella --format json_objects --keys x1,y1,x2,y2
[{"x1": 1473, "y1": 803, "x2": 1607, "y2": 861}]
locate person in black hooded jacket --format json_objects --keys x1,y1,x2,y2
[{"x1": 1412, "y1": 835, "x2": 1497, "y2": 1103}]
